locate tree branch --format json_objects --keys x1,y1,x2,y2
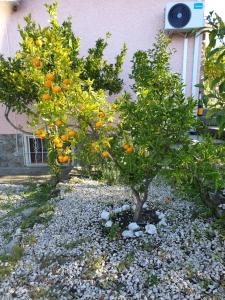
[{"x1": 4, "y1": 107, "x2": 33, "y2": 135}]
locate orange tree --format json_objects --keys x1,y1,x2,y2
[
  {"x1": 17, "y1": 3, "x2": 196, "y2": 221},
  {"x1": 0, "y1": 2, "x2": 126, "y2": 134}
]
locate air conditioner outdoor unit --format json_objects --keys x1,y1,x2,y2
[
  {"x1": 0, "y1": 0, "x2": 22, "y2": 11},
  {"x1": 165, "y1": 2, "x2": 204, "y2": 31}
]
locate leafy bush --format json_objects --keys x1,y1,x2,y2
[
  {"x1": 201, "y1": 12, "x2": 225, "y2": 132},
  {"x1": 168, "y1": 136, "x2": 225, "y2": 212}
]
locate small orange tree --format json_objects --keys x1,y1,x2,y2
[
  {"x1": 17, "y1": 3, "x2": 196, "y2": 221},
  {"x1": 16, "y1": 3, "x2": 122, "y2": 180}
]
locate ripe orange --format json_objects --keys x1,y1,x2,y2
[
  {"x1": 35, "y1": 129, "x2": 42, "y2": 136},
  {"x1": 55, "y1": 142, "x2": 63, "y2": 148},
  {"x1": 57, "y1": 155, "x2": 64, "y2": 163},
  {"x1": 95, "y1": 121, "x2": 103, "y2": 128},
  {"x1": 101, "y1": 151, "x2": 110, "y2": 158},
  {"x1": 52, "y1": 137, "x2": 60, "y2": 144},
  {"x1": 32, "y1": 58, "x2": 41, "y2": 68},
  {"x1": 61, "y1": 135, "x2": 68, "y2": 142},
  {"x1": 98, "y1": 112, "x2": 105, "y2": 118},
  {"x1": 46, "y1": 73, "x2": 55, "y2": 81},
  {"x1": 67, "y1": 129, "x2": 75, "y2": 138},
  {"x1": 44, "y1": 80, "x2": 52, "y2": 88},
  {"x1": 123, "y1": 144, "x2": 130, "y2": 150},
  {"x1": 57, "y1": 154, "x2": 70, "y2": 164},
  {"x1": 42, "y1": 94, "x2": 51, "y2": 101},
  {"x1": 62, "y1": 155, "x2": 70, "y2": 163},
  {"x1": 52, "y1": 86, "x2": 61, "y2": 94},
  {"x1": 63, "y1": 79, "x2": 70, "y2": 86},
  {"x1": 35, "y1": 39, "x2": 43, "y2": 47},
  {"x1": 126, "y1": 146, "x2": 133, "y2": 153},
  {"x1": 55, "y1": 119, "x2": 63, "y2": 126}
]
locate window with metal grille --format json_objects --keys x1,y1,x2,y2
[{"x1": 24, "y1": 136, "x2": 47, "y2": 165}]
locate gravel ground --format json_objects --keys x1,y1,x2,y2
[{"x1": 0, "y1": 177, "x2": 224, "y2": 299}]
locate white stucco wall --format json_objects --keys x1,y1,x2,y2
[{"x1": 0, "y1": 0, "x2": 205, "y2": 134}]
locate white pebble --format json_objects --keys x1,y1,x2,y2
[{"x1": 145, "y1": 224, "x2": 157, "y2": 235}]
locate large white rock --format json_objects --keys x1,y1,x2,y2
[
  {"x1": 159, "y1": 218, "x2": 167, "y2": 226},
  {"x1": 100, "y1": 210, "x2": 110, "y2": 221},
  {"x1": 134, "y1": 231, "x2": 144, "y2": 237},
  {"x1": 105, "y1": 220, "x2": 113, "y2": 228},
  {"x1": 128, "y1": 222, "x2": 140, "y2": 231},
  {"x1": 145, "y1": 224, "x2": 157, "y2": 235},
  {"x1": 121, "y1": 204, "x2": 130, "y2": 211},
  {"x1": 122, "y1": 230, "x2": 134, "y2": 238},
  {"x1": 113, "y1": 207, "x2": 122, "y2": 214}
]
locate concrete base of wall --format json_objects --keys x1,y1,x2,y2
[{"x1": 0, "y1": 134, "x2": 24, "y2": 167}]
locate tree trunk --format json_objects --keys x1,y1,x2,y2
[
  {"x1": 134, "y1": 198, "x2": 144, "y2": 222},
  {"x1": 132, "y1": 180, "x2": 150, "y2": 222}
]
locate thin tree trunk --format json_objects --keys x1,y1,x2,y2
[{"x1": 132, "y1": 179, "x2": 150, "y2": 222}]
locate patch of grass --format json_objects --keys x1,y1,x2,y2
[
  {"x1": 105, "y1": 223, "x2": 121, "y2": 240},
  {"x1": 23, "y1": 234, "x2": 37, "y2": 246},
  {"x1": 63, "y1": 186, "x2": 74, "y2": 194},
  {"x1": 40, "y1": 256, "x2": 53, "y2": 270},
  {"x1": 0, "y1": 244, "x2": 24, "y2": 280},
  {"x1": 149, "y1": 274, "x2": 160, "y2": 286},
  {"x1": 117, "y1": 251, "x2": 134, "y2": 272},
  {"x1": 139, "y1": 241, "x2": 157, "y2": 252},
  {"x1": 20, "y1": 205, "x2": 54, "y2": 230},
  {"x1": 212, "y1": 213, "x2": 225, "y2": 239},
  {"x1": 63, "y1": 238, "x2": 86, "y2": 250},
  {"x1": 82, "y1": 256, "x2": 105, "y2": 280},
  {"x1": 29, "y1": 286, "x2": 54, "y2": 299}
]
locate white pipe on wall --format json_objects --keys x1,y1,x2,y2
[
  {"x1": 192, "y1": 33, "x2": 201, "y2": 99},
  {"x1": 182, "y1": 36, "x2": 188, "y2": 95}
]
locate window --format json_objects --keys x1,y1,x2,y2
[{"x1": 24, "y1": 136, "x2": 47, "y2": 165}]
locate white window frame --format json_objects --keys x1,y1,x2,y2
[{"x1": 23, "y1": 135, "x2": 48, "y2": 166}]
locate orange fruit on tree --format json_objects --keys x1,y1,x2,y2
[
  {"x1": 35, "y1": 39, "x2": 43, "y2": 47},
  {"x1": 35, "y1": 129, "x2": 42, "y2": 136},
  {"x1": 62, "y1": 155, "x2": 70, "y2": 163},
  {"x1": 63, "y1": 79, "x2": 70, "y2": 86},
  {"x1": 57, "y1": 155, "x2": 65, "y2": 164},
  {"x1": 52, "y1": 85, "x2": 61, "y2": 94},
  {"x1": 55, "y1": 119, "x2": 63, "y2": 126},
  {"x1": 44, "y1": 80, "x2": 52, "y2": 88},
  {"x1": 98, "y1": 112, "x2": 105, "y2": 118},
  {"x1": 126, "y1": 146, "x2": 133, "y2": 153},
  {"x1": 52, "y1": 137, "x2": 61, "y2": 145},
  {"x1": 39, "y1": 132, "x2": 47, "y2": 139},
  {"x1": 67, "y1": 129, "x2": 75, "y2": 138},
  {"x1": 95, "y1": 121, "x2": 103, "y2": 128},
  {"x1": 101, "y1": 151, "x2": 110, "y2": 158},
  {"x1": 55, "y1": 142, "x2": 63, "y2": 148},
  {"x1": 46, "y1": 73, "x2": 55, "y2": 81},
  {"x1": 32, "y1": 58, "x2": 41, "y2": 68},
  {"x1": 123, "y1": 143, "x2": 130, "y2": 150},
  {"x1": 42, "y1": 94, "x2": 51, "y2": 101},
  {"x1": 61, "y1": 135, "x2": 68, "y2": 142}
]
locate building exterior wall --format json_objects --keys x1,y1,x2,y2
[
  {"x1": 0, "y1": 134, "x2": 24, "y2": 167},
  {"x1": 0, "y1": 0, "x2": 205, "y2": 167}
]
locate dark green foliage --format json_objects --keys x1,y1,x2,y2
[
  {"x1": 113, "y1": 33, "x2": 196, "y2": 189},
  {"x1": 168, "y1": 137, "x2": 225, "y2": 211},
  {"x1": 200, "y1": 12, "x2": 225, "y2": 132}
]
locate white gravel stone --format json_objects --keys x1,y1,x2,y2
[
  {"x1": 105, "y1": 220, "x2": 113, "y2": 228},
  {"x1": 145, "y1": 224, "x2": 157, "y2": 235},
  {"x1": 128, "y1": 222, "x2": 140, "y2": 231},
  {"x1": 122, "y1": 230, "x2": 134, "y2": 238},
  {"x1": 0, "y1": 177, "x2": 224, "y2": 299},
  {"x1": 100, "y1": 210, "x2": 110, "y2": 220}
]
